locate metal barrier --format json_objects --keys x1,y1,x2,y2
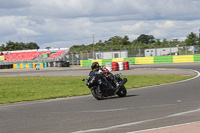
[{"x1": 80, "y1": 54, "x2": 200, "y2": 66}]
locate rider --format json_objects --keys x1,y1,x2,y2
[
  {"x1": 87, "y1": 62, "x2": 119, "y2": 88},
  {"x1": 88, "y1": 62, "x2": 100, "y2": 77}
]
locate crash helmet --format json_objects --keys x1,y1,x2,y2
[{"x1": 91, "y1": 62, "x2": 99, "y2": 71}]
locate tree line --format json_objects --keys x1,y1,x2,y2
[
  {"x1": 70, "y1": 31, "x2": 200, "y2": 53},
  {"x1": 0, "y1": 41, "x2": 40, "y2": 51}
]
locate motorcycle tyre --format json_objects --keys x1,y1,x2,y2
[
  {"x1": 116, "y1": 86, "x2": 127, "y2": 97},
  {"x1": 91, "y1": 85, "x2": 104, "y2": 100}
]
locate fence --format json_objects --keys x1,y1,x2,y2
[{"x1": 69, "y1": 45, "x2": 200, "y2": 65}]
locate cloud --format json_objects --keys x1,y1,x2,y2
[
  {"x1": 156, "y1": 21, "x2": 175, "y2": 29},
  {"x1": 0, "y1": 0, "x2": 30, "y2": 9},
  {"x1": 121, "y1": 19, "x2": 200, "y2": 41},
  {"x1": 0, "y1": 0, "x2": 200, "y2": 48},
  {"x1": 0, "y1": 17, "x2": 17, "y2": 35},
  {"x1": 121, "y1": 21, "x2": 149, "y2": 31},
  {"x1": 17, "y1": 28, "x2": 41, "y2": 36}
]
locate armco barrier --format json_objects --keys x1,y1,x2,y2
[
  {"x1": 11, "y1": 63, "x2": 44, "y2": 69},
  {"x1": 43, "y1": 62, "x2": 47, "y2": 68},
  {"x1": 173, "y1": 55, "x2": 194, "y2": 63},
  {"x1": 6, "y1": 54, "x2": 200, "y2": 69},
  {"x1": 102, "y1": 59, "x2": 112, "y2": 66},
  {"x1": 35, "y1": 63, "x2": 41, "y2": 68},
  {"x1": 92, "y1": 59, "x2": 102, "y2": 66},
  {"x1": 194, "y1": 55, "x2": 200, "y2": 62},
  {"x1": 80, "y1": 60, "x2": 92, "y2": 67},
  {"x1": 40, "y1": 63, "x2": 43, "y2": 68},
  {"x1": 29, "y1": 63, "x2": 32, "y2": 68},
  {"x1": 112, "y1": 58, "x2": 124, "y2": 62},
  {"x1": 13, "y1": 64, "x2": 17, "y2": 68},
  {"x1": 33, "y1": 63, "x2": 37, "y2": 68},
  {"x1": 154, "y1": 56, "x2": 173, "y2": 64},
  {"x1": 124, "y1": 57, "x2": 135, "y2": 64},
  {"x1": 26, "y1": 63, "x2": 29, "y2": 68},
  {"x1": 135, "y1": 57, "x2": 154, "y2": 64},
  {"x1": 20, "y1": 64, "x2": 23, "y2": 68},
  {"x1": 23, "y1": 63, "x2": 26, "y2": 68},
  {"x1": 17, "y1": 63, "x2": 20, "y2": 69},
  {"x1": 8, "y1": 61, "x2": 67, "y2": 69}
]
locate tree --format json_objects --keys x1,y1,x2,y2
[
  {"x1": 25, "y1": 42, "x2": 40, "y2": 49},
  {"x1": 107, "y1": 36, "x2": 123, "y2": 46},
  {"x1": 185, "y1": 32, "x2": 198, "y2": 46},
  {"x1": 6, "y1": 41, "x2": 17, "y2": 51},
  {"x1": 95, "y1": 40, "x2": 105, "y2": 51},
  {"x1": 122, "y1": 36, "x2": 130, "y2": 45},
  {"x1": 136, "y1": 34, "x2": 155, "y2": 44},
  {"x1": 198, "y1": 29, "x2": 200, "y2": 45},
  {"x1": 0, "y1": 41, "x2": 40, "y2": 51},
  {"x1": 0, "y1": 44, "x2": 5, "y2": 51},
  {"x1": 46, "y1": 47, "x2": 51, "y2": 50},
  {"x1": 155, "y1": 39, "x2": 161, "y2": 47}
]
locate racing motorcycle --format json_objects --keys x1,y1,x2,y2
[{"x1": 82, "y1": 71, "x2": 127, "y2": 100}]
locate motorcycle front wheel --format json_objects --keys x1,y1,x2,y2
[
  {"x1": 91, "y1": 85, "x2": 104, "y2": 100},
  {"x1": 116, "y1": 86, "x2": 127, "y2": 97}
]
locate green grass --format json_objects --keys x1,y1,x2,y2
[{"x1": 0, "y1": 75, "x2": 195, "y2": 104}]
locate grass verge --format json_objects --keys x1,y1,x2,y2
[{"x1": 0, "y1": 75, "x2": 195, "y2": 104}]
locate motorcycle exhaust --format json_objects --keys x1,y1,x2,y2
[{"x1": 120, "y1": 78, "x2": 127, "y2": 87}]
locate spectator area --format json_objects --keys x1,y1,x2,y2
[
  {"x1": 3, "y1": 51, "x2": 52, "y2": 62},
  {"x1": 1, "y1": 49, "x2": 68, "y2": 62},
  {"x1": 48, "y1": 50, "x2": 66, "y2": 59}
]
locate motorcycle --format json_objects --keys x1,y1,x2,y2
[{"x1": 82, "y1": 71, "x2": 127, "y2": 100}]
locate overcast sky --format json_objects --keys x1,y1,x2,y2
[{"x1": 0, "y1": 0, "x2": 200, "y2": 48}]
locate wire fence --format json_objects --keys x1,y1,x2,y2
[{"x1": 69, "y1": 45, "x2": 200, "y2": 65}]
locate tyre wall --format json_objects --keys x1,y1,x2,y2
[{"x1": 0, "y1": 64, "x2": 13, "y2": 69}]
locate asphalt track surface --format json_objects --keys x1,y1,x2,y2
[{"x1": 1, "y1": 63, "x2": 200, "y2": 133}]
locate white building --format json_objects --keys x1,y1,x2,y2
[
  {"x1": 96, "y1": 50, "x2": 128, "y2": 59},
  {"x1": 145, "y1": 46, "x2": 195, "y2": 57}
]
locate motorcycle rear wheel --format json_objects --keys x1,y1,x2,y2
[
  {"x1": 91, "y1": 85, "x2": 104, "y2": 100},
  {"x1": 116, "y1": 86, "x2": 127, "y2": 97}
]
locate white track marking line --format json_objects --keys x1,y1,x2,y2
[
  {"x1": 127, "y1": 121, "x2": 200, "y2": 133},
  {"x1": 168, "y1": 108, "x2": 200, "y2": 117},
  {"x1": 133, "y1": 69, "x2": 200, "y2": 91},
  {"x1": 80, "y1": 108, "x2": 129, "y2": 113},
  {"x1": 79, "y1": 103, "x2": 179, "y2": 113},
  {"x1": 72, "y1": 117, "x2": 166, "y2": 133},
  {"x1": 72, "y1": 107, "x2": 200, "y2": 133}
]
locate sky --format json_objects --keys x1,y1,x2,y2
[{"x1": 0, "y1": 0, "x2": 200, "y2": 49}]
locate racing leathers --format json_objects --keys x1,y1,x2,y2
[{"x1": 86, "y1": 66, "x2": 119, "y2": 89}]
